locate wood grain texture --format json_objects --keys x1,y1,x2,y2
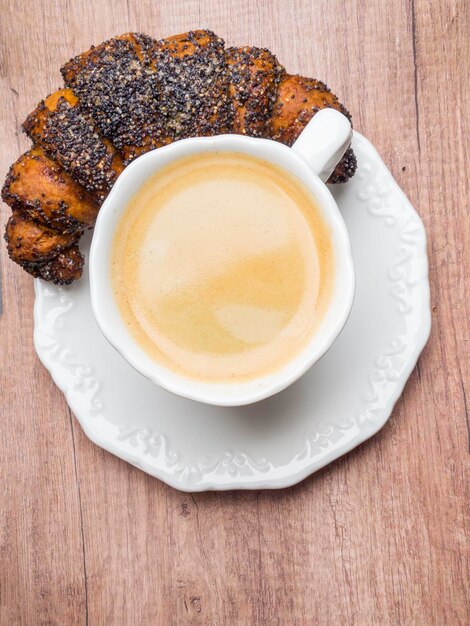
[{"x1": 0, "y1": 0, "x2": 469, "y2": 624}]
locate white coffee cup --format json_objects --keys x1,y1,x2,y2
[{"x1": 90, "y1": 108, "x2": 355, "y2": 406}]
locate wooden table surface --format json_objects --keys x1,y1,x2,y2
[{"x1": 1, "y1": 1, "x2": 469, "y2": 624}]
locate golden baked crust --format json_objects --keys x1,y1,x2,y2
[
  {"x1": 269, "y1": 74, "x2": 352, "y2": 145},
  {"x1": 2, "y1": 146, "x2": 99, "y2": 233},
  {"x1": 5, "y1": 210, "x2": 78, "y2": 263},
  {"x1": 23, "y1": 88, "x2": 124, "y2": 198},
  {"x1": 227, "y1": 46, "x2": 285, "y2": 137},
  {"x1": 61, "y1": 33, "x2": 160, "y2": 164},
  {"x1": 21, "y1": 244, "x2": 84, "y2": 284},
  {"x1": 145, "y1": 30, "x2": 233, "y2": 147},
  {"x1": 328, "y1": 147, "x2": 357, "y2": 184}
]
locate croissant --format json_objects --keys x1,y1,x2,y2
[{"x1": 2, "y1": 30, "x2": 357, "y2": 284}]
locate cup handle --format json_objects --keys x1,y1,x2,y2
[{"x1": 291, "y1": 108, "x2": 352, "y2": 183}]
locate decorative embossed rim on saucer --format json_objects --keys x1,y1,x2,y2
[{"x1": 33, "y1": 132, "x2": 431, "y2": 491}]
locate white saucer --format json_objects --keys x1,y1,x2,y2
[{"x1": 34, "y1": 133, "x2": 431, "y2": 492}]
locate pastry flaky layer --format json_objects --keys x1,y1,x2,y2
[{"x1": 2, "y1": 30, "x2": 357, "y2": 284}]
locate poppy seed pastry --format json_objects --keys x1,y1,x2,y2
[{"x1": 2, "y1": 29, "x2": 356, "y2": 284}]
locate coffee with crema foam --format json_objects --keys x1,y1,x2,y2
[{"x1": 111, "y1": 152, "x2": 335, "y2": 382}]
